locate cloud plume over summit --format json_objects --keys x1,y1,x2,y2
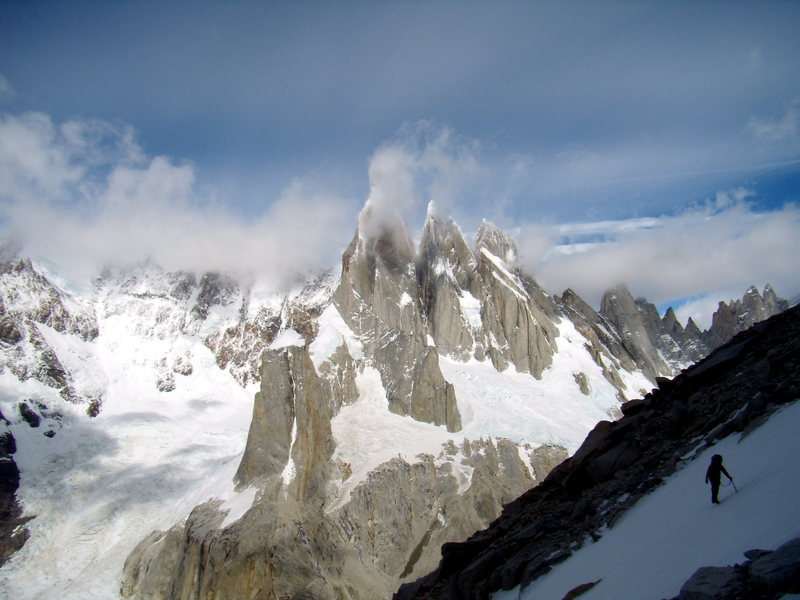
[{"x1": 359, "y1": 123, "x2": 482, "y2": 240}]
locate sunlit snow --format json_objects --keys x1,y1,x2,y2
[{"x1": 0, "y1": 283, "x2": 256, "y2": 600}]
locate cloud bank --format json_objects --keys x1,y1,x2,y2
[
  {"x1": 518, "y1": 195, "x2": 800, "y2": 327},
  {"x1": 0, "y1": 111, "x2": 355, "y2": 289}
]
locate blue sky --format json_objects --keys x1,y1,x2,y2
[{"x1": 1, "y1": 1, "x2": 799, "y2": 324}]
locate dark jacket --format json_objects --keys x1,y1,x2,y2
[{"x1": 705, "y1": 455, "x2": 732, "y2": 484}]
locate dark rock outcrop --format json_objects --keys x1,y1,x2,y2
[
  {"x1": 671, "y1": 537, "x2": 800, "y2": 599},
  {"x1": 395, "y1": 305, "x2": 800, "y2": 600},
  {"x1": 0, "y1": 409, "x2": 31, "y2": 566}
]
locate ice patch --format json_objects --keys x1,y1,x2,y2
[
  {"x1": 269, "y1": 328, "x2": 305, "y2": 349},
  {"x1": 219, "y1": 486, "x2": 257, "y2": 528},
  {"x1": 281, "y1": 417, "x2": 298, "y2": 486},
  {"x1": 309, "y1": 305, "x2": 363, "y2": 368},
  {"x1": 459, "y1": 290, "x2": 483, "y2": 330},
  {"x1": 441, "y1": 318, "x2": 624, "y2": 454},
  {"x1": 0, "y1": 309, "x2": 254, "y2": 600}
]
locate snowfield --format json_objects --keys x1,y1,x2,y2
[
  {"x1": 328, "y1": 316, "x2": 648, "y2": 509},
  {"x1": 0, "y1": 317, "x2": 256, "y2": 600},
  {"x1": 495, "y1": 399, "x2": 800, "y2": 600}
]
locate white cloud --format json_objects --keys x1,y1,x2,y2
[
  {"x1": 360, "y1": 143, "x2": 418, "y2": 240},
  {"x1": 519, "y1": 196, "x2": 800, "y2": 320},
  {"x1": 0, "y1": 112, "x2": 354, "y2": 289},
  {"x1": 3, "y1": 110, "x2": 798, "y2": 320},
  {"x1": 713, "y1": 187, "x2": 755, "y2": 210},
  {"x1": 359, "y1": 122, "x2": 482, "y2": 239},
  {"x1": 0, "y1": 112, "x2": 85, "y2": 202}
]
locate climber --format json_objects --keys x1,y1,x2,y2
[{"x1": 705, "y1": 454, "x2": 733, "y2": 504}]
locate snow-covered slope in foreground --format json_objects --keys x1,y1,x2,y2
[{"x1": 495, "y1": 399, "x2": 800, "y2": 600}]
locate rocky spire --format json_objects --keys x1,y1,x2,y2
[
  {"x1": 704, "y1": 285, "x2": 788, "y2": 351},
  {"x1": 333, "y1": 206, "x2": 462, "y2": 432},
  {"x1": 599, "y1": 285, "x2": 670, "y2": 381},
  {"x1": 474, "y1": 220, "x2": 518, "y2": 265},
  {"x1": 661, "y1": 306, "x2": 684, "y2": 339},
  {"x1": 472, "y1": 221, "x2": 558, "y2": 377},
  {"x1": 416, "y1": 212, "x2": 480, "y2": 361},
  {"x1": 234, "y1": 345, "x2": 335, "y2": 503}
]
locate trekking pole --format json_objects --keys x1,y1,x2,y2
[{"x1": 731, "y1": 479, "x2": 738, "y2": 493}]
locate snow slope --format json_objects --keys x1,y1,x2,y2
[
  {"x1": 327, "y1": 315, "x2": 649, "y2": 509},
  {"x1": 495, "y1": 399, "x2": 800, "y2": 600},
  {"x1": 0, "y1": 298, "x2": 256, "y2": 599}
]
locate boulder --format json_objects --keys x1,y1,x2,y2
[
  {"x1": 677, "y1": 565, "x2": 746, "y2": 600},
  {"x1": 749, "y1": 538, "x2": 800, "y2": 592}
]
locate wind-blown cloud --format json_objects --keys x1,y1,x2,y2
[
  {"x1": 0, "y1": 112, "x2": 354, "y2": 288},
  {"x1": 518, "y1": 195, "x2": 800, "y2": 326},
  {"x1": 359, "y1": 122, "x2": 482, "y2": 239}
]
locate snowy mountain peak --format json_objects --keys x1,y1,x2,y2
[
  {"x1": 474, "y1": 219, "x2": 518, "y2": 265},
  {"x1": 1, "y1": 258, "x2": 97, "y2": 342}
]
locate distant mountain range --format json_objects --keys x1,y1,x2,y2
[{"x1": 0, "y1": 208, "x2": 790, "y2": 599}]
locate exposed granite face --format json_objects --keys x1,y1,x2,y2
[
  {"x1": 121, "y1": 346, "x2": 546, "y2": 600},
  {"x1": 599, "y1": 285, "x2": 670, "y2": 381},
  {"x1": 472, "y1": 221, "x2": 560, "y2": 379},
  {"x1": 333, "y1": 218, "x2": 463, "y2": 432},
  {"x1": 395, "y1": 305, "x2": 800, "y2": 600},
  {"x1": 417, "y1": 216, "x2": 478, "y2": 362},
  {"x1": 234, "y1": 345, "x2": 335, "y2": 504}
]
